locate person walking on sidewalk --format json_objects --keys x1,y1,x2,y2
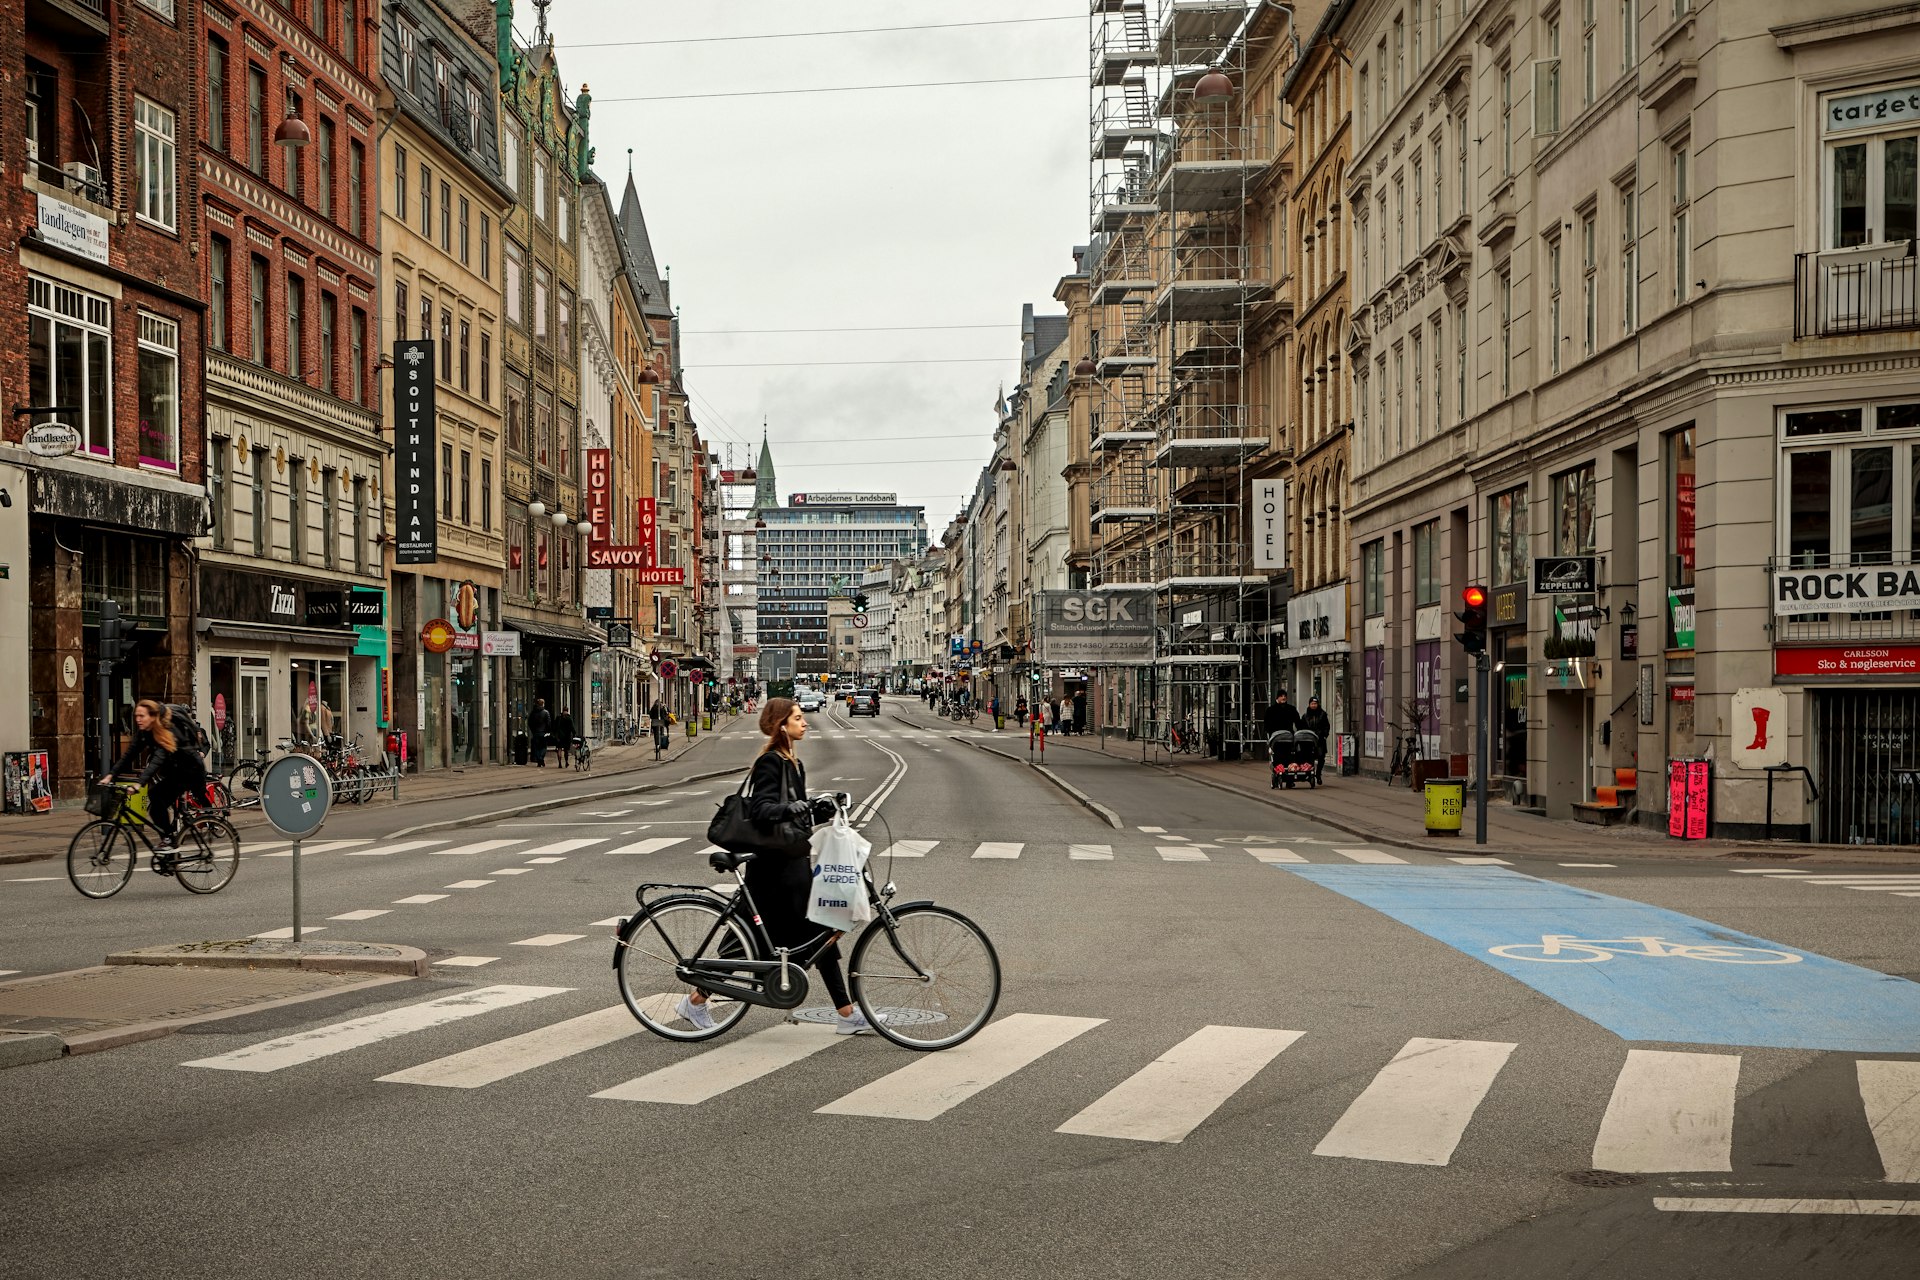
[
  {"x1": 550, "y1": 708, "x2": 577, "y2": 769},
  {"x1": 528, "y1": 698, "x2": 552, "y2": 767},
  {"x1": 1262, "y1": 690, "x2": 1300, "y2": 735},
  {"x1": 1015, "y1": 695, "x2": 1029, "y2": 727},
  {"x1": 1058, "y1": 698, "x2": 1074, "y2": 736},
  {"x1": 1071, "y1": 690, "x2": 1088, "y2": 736},
  {"x1": 649, "y1": 701, "x2": 671, "y2": 753},
  {"x1": 1047, "y1": 697, "x2": 1060, "y2": 731},
  {"x1": 1302, "y1": 696, "x2": 1332, "y2": 778}
]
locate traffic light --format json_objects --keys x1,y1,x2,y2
[
  {"x1": 98, "y1": 599, "x2": 132, "y2": 664},
  {"x1": 1455, "y1": 585, "x2": 1488, "y2": 654},
  {"x1": 852, "y1": 593, "x2": 868, "y2": 615}
]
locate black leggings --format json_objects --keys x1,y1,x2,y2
[
  {"x1": 146, "y1": 756, "x2": 207, "y2": 839},
  {"x1": 753, "y1": 881, "x2": 851, "y2": 1010}
]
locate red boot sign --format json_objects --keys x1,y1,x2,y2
[{"x1": 1731, "y1": 687, "x2": 1789, "y2": 770}]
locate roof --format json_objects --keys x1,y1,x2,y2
[{"x1": 617, "y1": 174, "x2": 673, "y2": 318}]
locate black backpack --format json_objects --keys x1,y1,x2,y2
[{"x1": 168, "y1": 704, "x2": 211, "y2": 756}]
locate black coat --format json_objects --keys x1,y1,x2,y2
[
  {"x1": 551, "y1": 712, "x2": 577, "y2": 742},
  {"x1": 112, "y1": 728, "x2": 173, "y2": 786},
  {"x1": 744, "y1": 750, "x2": 813, "y2": 900},
  {"x1": 528, "y1": 707, "x2": 552, "y2": 739},
  {"x1": 1301, "y1": 708, "x2": 1332, "y2": 741},
  {"x1": 1262, "y1": 701, "x2": 1301, "y2": 733}
]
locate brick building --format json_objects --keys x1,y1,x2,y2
[{"x1": 3, "y1": 0, "x2": 208, "y2": 797}]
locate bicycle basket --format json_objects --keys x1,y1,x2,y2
[{"x1": 84, "y1": 786, "x2": 121, "y2": 820}]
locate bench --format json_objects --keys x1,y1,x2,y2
[{"x1": 1572, "y1": 769, "x2": 1638, "y2": 826}]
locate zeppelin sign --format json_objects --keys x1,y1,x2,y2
[{"x1": 1773, "y1": 567, "x2": 1920, "y2": 615}]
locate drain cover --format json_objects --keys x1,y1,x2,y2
[
  {"x1": 788, "y1": 1005, "x2": 948, "y2": 1027},
  {"x1": 1562, "y1": 1169, "x2": 1644, "y2": 1188}
]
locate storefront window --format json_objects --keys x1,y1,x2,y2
[
  {"x1": 1494, "y1": 631, "x2": 1528, "y2": 778},
  {"x1": 1552, "y1": 463, "x2": 1597, "y2": 555},
  {"x1": 1666, "y1": 427, "x2": 1695, "y2": 648},
  {"x1": 290, "y1": 659, "x2": 345, "y2": 745},
  {"x1": 1413, "y1": 521, "x2": 1440, "y2": 605},
  {"x1": 1490, "y1": 486, "x2": 1529, "y2": 585},
  {"x1": 1363, "y1": 540, "x2": 1385, "y2": 615}
]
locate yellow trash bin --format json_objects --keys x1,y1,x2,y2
[{"x1": 1423, "y1": 778, "x2": 1464, "y2": 837}]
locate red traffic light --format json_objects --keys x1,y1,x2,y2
[{"x1": 1462, "y1": 585, "x2": 1487, "y2": 608}]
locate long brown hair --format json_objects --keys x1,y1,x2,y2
[
  {"x1": 136, "y1": 699, "x2": 177, "y2": 753},
  {"x1": 758, "y1": 697, "x2": 799, "y2": 758}
]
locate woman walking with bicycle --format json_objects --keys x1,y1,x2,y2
[
  {"x1": 102, "y1": 700, "x2": 205, "y2": 853},
  {"x1": 677, "y1": 697, "x2": 870, "y2": 1035}
]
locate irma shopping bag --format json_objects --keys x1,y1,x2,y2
[{"x1": 806, "y1": 813, "x2": 873, "y2": 932}]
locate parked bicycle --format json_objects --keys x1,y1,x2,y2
[
  {"x1": 612, "y1": 796, "x2": 1001, "y2": 1051},
  {"x1": 1386, "y1": 704, "x2": 1426, "y2": 786},
  {"x1": 1168, "y1": 716, "x2": 1198, "y2": 754},
  {"x1": 67, "y1": 783, "x2": 240, "y2": 899},
  {"x1": 573, "y1": 737, "x2": 594, "y2": 772}
]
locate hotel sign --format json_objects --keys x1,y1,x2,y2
[{"x1": 1252, "y1": 480, "x2": 1287, "y2": 571}]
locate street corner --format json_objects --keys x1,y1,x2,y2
[{"x1": 106, "y1": 937, "x2": 430, "y2": 977}]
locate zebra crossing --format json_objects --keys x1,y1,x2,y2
[
  {"x1": 177, "y1": 984, "x2": 1920, "y2": 1176},
  {"x1": 1731, "y1": 867, "x2": 1920, "y2": 903}
]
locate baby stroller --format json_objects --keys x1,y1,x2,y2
[{"x1": 1267, "y1": 729, "x2": 1323, "y2": 789}]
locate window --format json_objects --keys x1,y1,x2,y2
[
  {"x1": 207, "y1": 37, "x2": 228, "y2": 152},
  {"x1": 1411, "y1": 328, "x2": 1424, "y2": 440},
  {"x1": 1581, "y1": 210, "x2": 1598, "y2": 354},
  {"x1": 394, "y1": 280, "x2": 408, "y2": 341},
  {"x1": 321, "y1": 467, "x2": 337, "y2": 569},
  {"x1": 320, "y1": 291, "x2": 337, "y2": 393},
  {"x1": 342, "y1": 0, "x2": 358, "y2": 67},
  {"x1": 439, "y1": 180, "x2": 451, "y2": 251},
  {"x1": 1358, "y1": 213, "x2": 1369, "y2": 290},
  {"x1": 480, "y1": 214, "x2": 492, "y2": 280},
  {"x1": 209, "y1": 235, "x2": 230, "y2": 351},
  {"x1": 1498, "y1": 265, "x2": 1512, "y2": 397},
  {"x1": 1377, "y1": 355, "x2": 1389, "y2": 457},
  {"x1": 1376, "y1": 39, "x2": 1388, "y2": 124},
  {"x1": 249, "y1": 255, "x2": 269, "y2": 365},
  {"x1": 247, "y1": 63, "x2": 267, "y2": 175},
  {"x1": 1394, "y1": 174, "x2": 1406, "y2": 258},
  {"x1": 441, "y1": 443, "x2": 454, "y2": 520},
  {"x1": 440, "y1": 308, "x2": 452, "y2": 382},
  {"x1": 1552, "y1": 463, "x2": 1597, "y2": 554},
  {"x1": 1547, "y1": 235, "x2": 1563, "y2": 373},
  {"x1": 557, "y1": 189, "x2": 571, "y2": 242},
  {"x1": 25, "y1": 61, "x2": 51, "y2": 174},
  {"x1": 1666, "y1": 426, "x2": 1695, "y2": 644},
  {"x1": 1500, "y1": 63, "x2": 1514, "y2": 177},
  {"x1": 419, "y1": 163, "x2": 432, "y2": 237},
  {"x1": 557, "y1": 285, "x2": 573, "y2": 353},
  {"x1": 481, "y1": 458, "x2": 493, "y2": 533},
  {"x1": 459, "y1": 319, "x2": 470, "y2": 391},
  {"x1": 284, "y1": 90, "x2": 304, "y2": 199},
  {"x1": 136, "y1": 313, "x2": 178, "y2": 469},
  {"x1": 1581, "y1": 0, "x2": 1597, "y2": 106},
  {"x1": 505, "y1": 376, "x2": 524, "y2": 454},
  {"x1": 139, "y1": 0, "x2": 175, "y2": 18},
  {"x1": 1457, "y1": 109, "x2": 1469, "y2": 212},
  {"x1": 399, "y1": 21, "x2": 417, "y2": 91},
  {"x1": 394, "y1": 144, "x2": 408, "y2": 220},
  {"x1": 1392, "y1": 343, "x2": 1405, "y2": 448},
  {"x1": 466, "y1": 82, "x2": 482, "y2": 151},
  {"x1": 289, "y1": 457, "x2": 306, "y2": 563},
  {"x1": 419, "y1": 293, "x2": 431, "y2": 344},
  {"x1": 1359, "y1": 67, "x2": 1369, "y2": 137},
  {"x1": 312, "y1": 115, "x2": 336, "y2": 219},
  {"x1": 252, "y1": 447, "x2": 269, "y2": 554},
  {"x1": 533, "y1": 263, "x2": 551, "y2": 341},
  {"x1": 286, "y1": 274, "x2": 304, "y2": 379},
  {"x1": 460, "y1": 450, "x2": 471, "y2": 524},
  {"x1": 351, "y1": 307, "x2": 366, "y2": 403},
  {"x1": 532, "y1": 153, "x2": 548, "y2": 221},
  {"x1": 459, "y1": 196, "x2": 470, "y2": 264},
  {"x1": 1433, "y1": 135, "x2": 1445, "y2": 227},
  {"x1": 535, "y1": 388, "x2": 552, "y2": 467},
  {"x1": 1620, "y1": 0, "x2": 1636, "y2": 72},
  {"x1": 1414, "y1": 521, "x2": 1441, "y2": 605},
  {"x1": 1363, "y1": 540, "x2": 1385, "y2": 615},
  {"x1": 1491, "y1": 487, "x2": 1529, "y2": 585},
  {"x1": 309, "y1": 0, "x2": 325, "y2": 36},
  {"x1": 1672, "y1": 142, "x2": 1692, "y2": 296},
  {"x1": 211, "y1": 437, "x2": 231, "y2": 549},
  {"x1": 1538, "y1": 18, "x2": 1562, "y2": 136},
  {"x1": 135, "y1": 98, "x2": 176, "y2": 229},
  {"x1": 352, "y1": 475, "x2": 367, "y2": 573},
  {"x1": 480, "y1": 328, "x2": 492, "y2": 402},
  {"x1": 502, "y1": 123, "x2": 520, "y2": 192},
  {"x1": 435, "y1": 54, "x2": 450, "y2": 115},
  {"x1": 504, "y1": 240, "x2": 525, "y2": 325},
  {"x1": 1393, "y1": 13, "x2": 1404, "y2": 95},
  {"x1": 348, "y1": 140, "x2": 365, "y2": 238},
  {"x1": 1620, "y1": 184, "x2": 1638, "y2": 331},
  {"x1": 1431, "y1": 315, "x2": 1445, "y2": 433},
  {"x1": 1412, "y1": 5, "x2": 1422, "y2": 68},
  {"x1": 1413, "y1": 157, "x2": 1424, "y2": 244}
]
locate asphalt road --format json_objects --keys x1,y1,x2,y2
[{"x1": 3, "y1": 699, "x2": 1918, "y2": 1280}]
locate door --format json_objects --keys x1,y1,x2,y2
[{"x1": 238, "y1": 664, "x2": 269, "y2": 763}]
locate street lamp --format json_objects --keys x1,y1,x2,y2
[{"x1": 527, "y1": 497, "x2": 547, "y2": 518}]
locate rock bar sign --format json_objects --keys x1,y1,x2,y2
[
  {"x1": 392, "y1": 339, "x2": 437, "y2": 564},
  {"x1": 1773, "y1": 566, "x2": 1920, "y2": 615}
]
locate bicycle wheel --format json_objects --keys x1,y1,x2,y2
[
  {"x1": 67, "y1": 821, "x2": 136, "y2": 899},
  {"x1": 616, "y1": 897, "x2": 756, "y2": 1042},
  {"x1": 174, "y1": 817, "x2": 240, "y2": 894},
  {"x1": 227, "y1": 761, "x2": 264, "y2": 800},
  {"x1": 850, "y1": 905, "x2": 1001, "y2": 1051},
  {"x1": 1487, "y1": 943, "x2": 1611, "y2": 963}
]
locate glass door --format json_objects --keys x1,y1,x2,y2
[{"x1": 239, "y1": 663, "x2": 268, "y2": 763}]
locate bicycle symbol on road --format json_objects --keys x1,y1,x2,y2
[{"x1": 1488, "y1": 935, "x2": 1804, "y2": 965}]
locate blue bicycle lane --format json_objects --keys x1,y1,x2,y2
[{"x1": 1283, "y1": 865, "x2": 1920, "y2": 1053}]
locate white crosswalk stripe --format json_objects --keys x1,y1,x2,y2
[
  {"x1": 1068, "y1": 843, "x2": 1113, "y2": 860},
  {"x1": 1592, "y1": 1049, "x2": 1739, "y2": 1172},
  {"x1": 380, "y1": 1007, "x2": 641, "y2": 1089},
  {"x1": 1858, "y1": 1061, "x2": 1920, "y2": 1182},
  {"x1": 1313, "y1": 1038, "x2": 1516, "y2": 1165},
  {"x1": 1248, "y1": 848, "x2": 1306, "y2": 863},
  {"x1": 596, "y1": 1021, "x2": 846, "y2": 1105},
  {"x1": 879, "y1": 840, "x2": 938, "y2": 859},
  {"x1": 1157, "y1": 846, "x2": 1210, "y2": 862},
  {"x1": 519, "y1": 838, "x2": 607, "y2": 857},
  {"x1": 605, "y1": 837, "x2": 688, "y2": 856},
  {"x1": 1334, "y1": 848, "x2": 1408, "y2": 864},
  {"x1": 182, "y1": 985, "x2": 568, "y2": 1072},
  {"x1": 1057, "y1": 1026, "x2": 1300, "y2": 1143},
  {"x1": 430, "y1": 838, "x2": 528, "y2": 857},
  {"x1": 971, "y1": 842, "x2": 1023, "y2": 859},
  {"x1": 817, "y1": 1013, "x2": 1105, "y2": 1121},
  {"x1": 346, "y1": 839, "x2": 450, "y2": 856}
]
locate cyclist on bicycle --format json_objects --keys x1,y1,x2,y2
[
  {"x1": 679, "y1": 697, "x2": 869, "y2": 1036},
  {"x1": 101, "y1": 699, "x2": 206, "y2": 853}
]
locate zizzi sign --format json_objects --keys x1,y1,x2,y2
[
  {"x1": 1533, "y1": 556, "x2": 1597, "y2": 594},
  {"x1": 1773, "y1": 567, "x2": 1920, "y2": 615},
  {"x1": 392, "y1": 339, "x2": 438, "y2": 564}
]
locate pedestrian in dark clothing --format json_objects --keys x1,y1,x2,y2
[
  {"x1": 1015, "y1": 696, "x2": 1029, "y2": 726},
  {"x1": 1047, "y1": 698, "x2": 1061, "y2": 730},
  {"x1": 1071, "y1": 691, "x2": 1088, "y2": 736},
  {"x1": 551, "y1": 709, "x2": 577, "y2": 768},
  {"x1": 102, "y1": 699, "x2": 206, "y2": 851},
  {"x1": 528, "y1": 698, "x2": 552, "y2": 767},
  {"x1": 1302, "y1": 696, "x2": 1332, "y2": 774},
  {"x1": 1262, "y1": 690, "x2": 1300, "y2": 735}
]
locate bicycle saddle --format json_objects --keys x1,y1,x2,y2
[{"x1": 708, "y1": 849, "x2": 757, "y2": 872}]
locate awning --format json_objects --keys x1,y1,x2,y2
[
  {"x1": 201, "y1": 622, "x2": 359, "y2": 650},
  {"x1": 508, "y1": 618, "x2": 605, "y2": 648},
  {"x1": 681, "y1": 656, "x2": 717, "y2": 671}
]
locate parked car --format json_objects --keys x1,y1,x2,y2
[{"x1": 849, "y1": 689, "x2": 880, "y2": 717}]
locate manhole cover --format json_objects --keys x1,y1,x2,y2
[
  {"x1": 1562, "y1": 1169, "x2": 1644, "y2": 1188},
  {"x1": 788, "y1": 1005, "x2": 947, "y2": 1027}
]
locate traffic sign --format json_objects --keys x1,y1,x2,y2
[
  {"x1": 853, "y1": 614, "x2": 869, "y2": 629},
  {"x1": 260, "y1": 754, "x2": 331, "y2": 838}
]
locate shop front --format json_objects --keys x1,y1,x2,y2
[
  {"x1": 391, "y1": 572, "x2": 499, "y2": 771},
  {"x1": 1275, "y1": 582, "x2": 1351, "y2": 743},
  {"x1": 505, "y1": 616, "x2": 601, "y2": 751},
  {"x1": 1488, "y1": 582, "x2": 1529, "y2": 790}
]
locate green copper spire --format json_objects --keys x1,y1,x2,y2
[
  {"x1": 494, "y1": 0, "x2": 515, "y2": 94},
  {"x1": 752, "y1": 431, "x2": 779, "y2": 516}
]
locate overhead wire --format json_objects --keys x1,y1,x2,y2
[
  {"x1": 590, "y1": 74, "x2": 1082, "y2": 104},
  {"x1": 565, "y1": 15, "x2": 1081, "y2": 49}
]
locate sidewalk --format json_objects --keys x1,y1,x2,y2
[{"x1": 0, "y1": 715, "x2": 747, "y2": 866}]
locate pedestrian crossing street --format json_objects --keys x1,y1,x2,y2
[
  {"x1": 1731, "y1": 867, "x2": 1920, "y2": 904},
  {"x1": 176, "y1": 984, "x2": 1920, "y2": 1177}
]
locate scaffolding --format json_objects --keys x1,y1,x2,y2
[
  {"x1": 717, "y1": 451, "x2": 761, "y2": 683},
  {"x1": 1086, "y1": 0, "x2": 1274, "y2": 760}
]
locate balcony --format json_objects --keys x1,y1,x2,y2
[
  {"x1": 1153, "y1": 403, "x2": 1265, "y2": 468},
  {"x1": 1769, "y1": 555, "x2": 1920, "y2": 643},
  {"x1": 1152, "y1": 242, "x2": 1270, "y2": 323},
  {"x1": 1794, "y1": 247, "x2": 1919, "y2": 339},
  {"x1": 1155, "y1": 118, "x2": 1273, "y2": 212},
  {"x1": 27, "y1": 0, "x2": 108, "y2": 39}
]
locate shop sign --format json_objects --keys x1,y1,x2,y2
[
  {"x1": 1772, "y1": 566, "x2": 1920, "y2": 615},
  {"x1": 1668, "y1": 585, "x2": 1695, "y2": 648},
  {"x1": 481, "y1": 630, "x2": 520, "y2": 657},
  {"x1": 585, "y1": 448, "x2": 613, "y2": 546},
  {"x1": 1489, "y1": 583, "x2": 1526, "y2": 628},
  {"x1": 421, "y1": 617, "x2": 456, "y2": 653},
  {"x1": 454, "y1": 581, "x2": 482, "y2": 631},
  {"x1": 606, "y1": 621, "x2": 634, "y2": 647},
  {"x1": 305, "y1": 591, "x2": 347, "y2": 626},
  {"x1": 1252, "y1": 480, "x2": 1287, "y2": 571},
  {"x1": 1667, "y1": 760, "x2": 1711, "y2": 841},
  {"x1": 1035, "y1": 590, "x2": 1155, "y2": 667},
  {"x1": 1826, "y1": 83, "x2": 1920, "y2": 134},
  {"x1": 449, "y1": 631, "x2": 480, "y2": 652},
  {"x1": 36, "y1": 192, "x2": 109, "y2": 264},
  {"x1": 1277, "y1": 582, "x2": 1349, "y2": 655},
  {"x1": 1731, "y1": 687, "x2": 1789, "y2": 770},
  {"x1": 269, "y1": 584, "x2": 299, "y2": 618},
  {"x1": 23, "y1": 422, "x2": 82, "y2": 458},
  {"x1": 392, "y1": 339, "x2": 438, "y2": 564},
  {"x1": 1775, "y1": 644, "x2": 1920, "y2": 677},
  {"x1": 346, "y1": 589, "x2": 384, "y2": 625},
  {"x1": 1533, "y1": 556, "x2": 1597, "y2": 595},
  {"x1": 790, "y1": 492, "x2": 895, "y2": 506},
  {"x1": 1668, "y1": 684, "x2": 1696, "y2": 702},
  {"x1": 586, "y1": 606, "x2": 614, "y2": 620}
]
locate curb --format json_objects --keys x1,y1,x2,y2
[
  {"x1": 0, "y1": 1031, "x2": 64, "y2": 1068},
  {"x1": 107, "y1": 940, "x2": 430, "y2": 978},
  {"x1": 384, "y1": 764, "x2": 744, "y2": 839},
  {"x1": 950, "y1": 734, "x2": 1124, "y2": 830}
]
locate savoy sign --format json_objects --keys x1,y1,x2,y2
[{"x1": 1774, "y1": 566, "x2": 1920, "y2": 615}]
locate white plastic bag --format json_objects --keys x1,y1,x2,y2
[{"x1": 806, "y1": 813, "x2": 873, "y2": 932}]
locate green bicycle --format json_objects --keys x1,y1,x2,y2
[{"x1": 66, "y1": 785, "x2": 241, "y2": 899}]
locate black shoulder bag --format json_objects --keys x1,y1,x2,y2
[{"x1": 707, "y1": 759, "x2": 810, "y2": 855}]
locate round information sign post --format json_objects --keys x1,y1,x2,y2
[{"x1": 259, "y1": 754, "x2": 333, "y2": 942}]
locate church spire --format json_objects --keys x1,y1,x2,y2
[{"x1": 752, "y1": 427, "x2": 779, "y2": 516}]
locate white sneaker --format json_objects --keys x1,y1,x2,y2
[
  {"x1": 835, "y1": 1009, "x2": 873, "y2": 1036},
  {"x1": 675, "y1": 996, "x2": 716, "y2": 1031}
]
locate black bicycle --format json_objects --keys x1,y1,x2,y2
[
  {"x1": 612, "y1": 804, "x2": 1001, "y2": 1051},
  {"x1": 67, "y1": 784, "x2": 241, "y2": 899}
]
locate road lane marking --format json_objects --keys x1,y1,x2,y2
[
  {"x1": 1560, "y1": 862, "x2": 1617, "y2": 868},
  {"x1": 393, "y1": 894, "x2": 448, "y2": 904},
  {"x1": 1591, "y1": 1049, "x2": 1739, "y2": 1172},
  {"x1": 972, "y1": 842, "x2": 1023, "y2": 859},
  {"x1": 1449, "y1": 857, "x2": 1512, "y2": 865},
  {"x1": 525, "y1": 856, "x2": 568, "y2": 864},
  {"x1": 182, "y1": 985, "x2": 568, "y2": 1072},
  {"x1": 1858, "y1": 1061, "x2": 1920, "y2": 1182},
  {"x1": 434, "y1": 956, "x2": 498, "y2": 967},
  {"x1": 6, "y1": 877, "x2": 61, "y2": 883},
  {"x1": 429, "y1": 839, "x2": 528, "y2": 857},
  {"x1": 1069, "y1": 844, "x2": 1114, "y2": 860},
  {"x1": 605, "y1": 837, "x2": 689, "y2": 856},
  {"x1": 1137, "y1": 826, "x2": 1167, "y2": 833},
  {"x1": 879, "y1": 841, "x2": 937, "y2": 859},
  {"x1": 379, "y1": 1006, "x2": 641, "y2": 1089},
  {"x1": 1157, "y1": 834, "x2": 1191, "y2": 842},
  {"x1": 1334, "y1": 848, "x2": 1408, "y2": 864},
  {"x1": 1732, "y1": 868, "x2": 1806, "y2": 874},
  {"x1": 252, "y1": 927, "x2": 323, "y2": 939},
  {"x1": 1157, "y1": 846, "x2": 1211, "y2": 862},
  {"x1": 595, "y1": 1021, "x2": 846, "y2": 1105},
  {"x1": 444, "y1": 880, "x2": 495, "y2": 889},
  {"x1": 1786, "y1": 874, "x2": 1920, "y2": 882},
  {"x1": 512, "y1": 934, "x2": 586, "y2": 947},
  {"x1": 817, "y1": 1013, "x2": 1106, "y2": 1121},
  {"x1": 345, "y1": 840, "x2": 450, "y2": 856},
  {"x1": 1247, "y1": 848, "x2": 1307, "y2": 863},
  {"x1": 1654, "y1": 1198, "x2": 1920, "y2": 1216},
  {"x1": 328, "y1": 909, "x2": 391, "y2": 921},
  {"x1": 1057, "y1": 1026, "x2": 1301, "y2": 1143},
  {"x1": 490, "y1": 868, "x2": 533, "y2": 876},
  {"x1": 589, "y1": 916, "x2": 626, "y2": 927},
  {"x1": 518, "y1": 839, "x2": 606, "y2": 857},
  {"x1": 1313, "y1": 1038, "x2": 1517, "y2": 1165}
]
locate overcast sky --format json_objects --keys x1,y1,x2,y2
[{"x1": 546, "y1": 2, "x2": 1088, "y2": 534}]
